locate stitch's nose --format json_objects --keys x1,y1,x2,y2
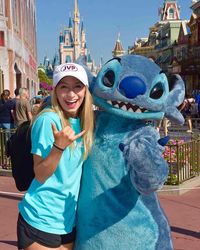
[{"x1": 119, "y1": 76, "x2": 146, "y2": 99}]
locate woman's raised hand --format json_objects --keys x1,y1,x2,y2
[{"x1": 51, "y1": 123, "x2": 85, "y2": 150}]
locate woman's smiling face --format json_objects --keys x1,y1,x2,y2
[{"x1": 56, "y1": 76, "x2": 86, "y2": 117}]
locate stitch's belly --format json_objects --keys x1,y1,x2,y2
[
  {"x1": 75, "y1": 142, "x2": 159, "y2": 250},
  {"x1": 75, "y1": 125, "x2": 172, "y2": 250},
  {"x1": 77, "y1": 204, "x2": 158, "y2": 250}
]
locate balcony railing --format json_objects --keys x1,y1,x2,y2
[
  {"x1": 164, "y1": 138, "x2": 200, "y2": 185},
  {"x1": 0, "y1": 128, "x2": 15, "y2": 169},
  {"x1": 0, "y1": 128, "x2": 200, "y2": 186}
]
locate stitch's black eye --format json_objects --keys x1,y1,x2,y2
[
  {"x1": 102, "y1": 70, "x2": 115, "y2": 88},
  {"x1": 150, "y1": 82, "x2": 164, "y2": 99}
]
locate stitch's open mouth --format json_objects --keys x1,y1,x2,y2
[{"x1": 106, "y1": 100, "x2": 148, "y2": 113}]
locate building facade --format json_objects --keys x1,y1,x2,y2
[
  {"x1": 181, "y1": 1, "x2": 200, "y2": 93},
  {"x1": 129, "y1": 0, "x2": 183, "y2": 66},
  {"x1": 0, "y1": 0, "x2": 38, "y2": 97},
  {"x1": 128, "y1": 0, "x2": 200, "y2": 94}
]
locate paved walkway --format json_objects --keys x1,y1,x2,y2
[
  {"x1": 0, "y1": 176, "x2": 20, "y2": 250},
  {"x1": 0, "y1": 176, "x2": 200, "y2": 250},
  {"x1": 159, "y1": 189, "x2": 200, "y2": 249}
]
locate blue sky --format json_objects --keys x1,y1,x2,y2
[{"x1": 36, "y1": 0, "x2": 192, "y2": 66}]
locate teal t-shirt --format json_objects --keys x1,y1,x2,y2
[{"x1": 19, "y1": 111, "x2": 84, "y2": 234}]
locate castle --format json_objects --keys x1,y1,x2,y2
[{"x1": 41, "y1": 0, "x2": 96, "y2": 78}]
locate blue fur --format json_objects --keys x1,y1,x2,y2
[{"x1": 74, "y1": 55, "x2": 185, "y2": 250}]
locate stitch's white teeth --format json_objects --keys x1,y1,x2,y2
[
  {"x1": 135, "y1": 108, "x2": 142, "y2": 113},
  {"x1": 106, "y1": 100, "x2": 148, "y2": 113},
  {"x1": 121, "y1": 105, "x2": 127, "y2": 111},
  {"x1": 107, "y1": 100, "x2": 112, "y2": 105},
  {"x1": 127, "y1": 106, "x2": 132, "y2": 111}
]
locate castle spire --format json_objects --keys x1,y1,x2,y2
[
  {"x1": 68, "y1": 13, "x2": 72, "y2": 29},
  {"x1": 74, "y1": 0, "x2": 80, "y2": 19},
  {"x1": 73, "y1": 0, "x2": 80, "y2": 61},
  {"x1": 117, "y1": 32, "x2": 121, "y2": 42}
]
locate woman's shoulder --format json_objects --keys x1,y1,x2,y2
[{"x1": 34, "y1": 110, "x2": 60, "y2": 124}]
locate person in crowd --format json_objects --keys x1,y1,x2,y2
[
  {"x1": 11, "y1": 88, "x2": 20, "y2": 124},
  {"x1": 156, "y1": 117, "x2": 171, "y2": 136},
  {"x1": 190, "y1": 99, "x2": 199, "y2": 118},
  {"x1": 1, "y1": 89, "x2": 11, "y2": 100},
  {"x1": 31, "y1": 96, "x2": 43, "y2": 117},
  {"x1": 15, "y1": 88, "x2": 32, "y2": 126},
  {"x1": 37, "y1": 90, "x2": 43, "y2": 96},
  {"x1": 0, "y1": 89, "x2": 15, "y2": 129},
  {"x1": 17, "y1": 62, "x2": 94, "y2": 250},
  {"x1": 179, "y1": 97, "x2": 195, "y2": 133},
  {"x1": 194, "y1": 90, "x2": 200, "y2": 117},
  {"x1": 14, "y1": 88, "x2": 20, "y2": 100},
  {"x1": 0, "y1": 90, "x2": 15, "y2": 164}
]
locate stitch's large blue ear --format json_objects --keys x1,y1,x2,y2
[
  {"x1": 76, "y1": 56, "x2": 96, "y2": 92},
  {"x1": 164, "y1": 74, "x2": 185, "y2": 125}
]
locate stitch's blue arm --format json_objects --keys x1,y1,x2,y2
[{"x1": 120, "y1": 126, "x2": 169, "y2": 194}]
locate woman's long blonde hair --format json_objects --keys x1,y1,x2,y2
[{"x1": 50, "y1": 86, "x2": 94, "y2": 159}]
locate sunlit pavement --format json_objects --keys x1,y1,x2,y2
[
  {"x1": 159, "y1": 189, "x2": 200, "y2": 249},
  {"x1": 0, "y1": 175, "x2": 200, "y2": 250},
  {"x1": 0, "y1": 176, "x2": 21, "y2": 250}
]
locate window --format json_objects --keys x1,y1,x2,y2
[
  {"x1": 177, "y1": 51, "x2": 181, "y2": 61},
  {"x1": 0, "y1": 0, "x2": 4, "y2": 16},
  {"x1": 181, "y1": 47, "x2": 187, "y2": 60},
  {"x1": 12, "y1": 0, "x2": 19, "y2": 28},
  {"x1": 0, "y1": 31, "x2": 4, "y2": 46},
  {"x1": 168, "y1": 8, "x2": 174, "y2": 19},
  {"x1": 66, "y1": 55, "x2": 72, "y2": 62}
]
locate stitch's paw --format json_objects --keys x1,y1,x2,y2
[
  {"x1": 120, "y1": 126, "x2": 169, "y2": 194},
  {"x1": 157, "y1": 136, "x2": 170, "y2": 146}
]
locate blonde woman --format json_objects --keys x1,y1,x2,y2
[{"x1": 17, "y1": 63, "x2": 94, "y2": 250}]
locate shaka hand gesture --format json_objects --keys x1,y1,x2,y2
[{"x1": 51, "y1": 123, "x2": 85, "y2": 151}]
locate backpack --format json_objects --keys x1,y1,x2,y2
[{"x1": 6, "y1": 121, "x2": 34, "y2": 191}]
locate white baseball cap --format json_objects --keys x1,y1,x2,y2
[{"x1": 53, "y1": 62, "x2": 89, "y2": 87}]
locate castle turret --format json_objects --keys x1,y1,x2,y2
[
  {"x1": 80, "y1": 20, "x2": 86, "y2": 56},
  {"x1": 112, "y1": 33, "x2": 125, "y2": 57},
  {"x1": 52, "y1": 52, "x2": 59, "y2": 67},
  {"x1": 68, "y1": 15, "x2": 73, "y2": 29},
  {"x1": 59, "y1": 31, "x2": 64, "y2": 43},
  {"x1": 159, "y1": 0, "x2": 180, "y2": 21}
]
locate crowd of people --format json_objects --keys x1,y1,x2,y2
[
  {"x1": 157, "y1": 91, "x2": 200, "y2": 135},
  {"x1": 1, "y1": 86, "x2": 200, "y2": 137},
  {"x1": 0, "y1": 88, "x2": 50, "y2": 130}
]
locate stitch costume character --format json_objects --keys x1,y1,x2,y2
[{"x1": 74, "y1": 55, "x2": 185, "y2": 250}]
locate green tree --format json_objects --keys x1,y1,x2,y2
[{"x1": 38, "y1": 69, "x2": 52, "y2": 85}]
